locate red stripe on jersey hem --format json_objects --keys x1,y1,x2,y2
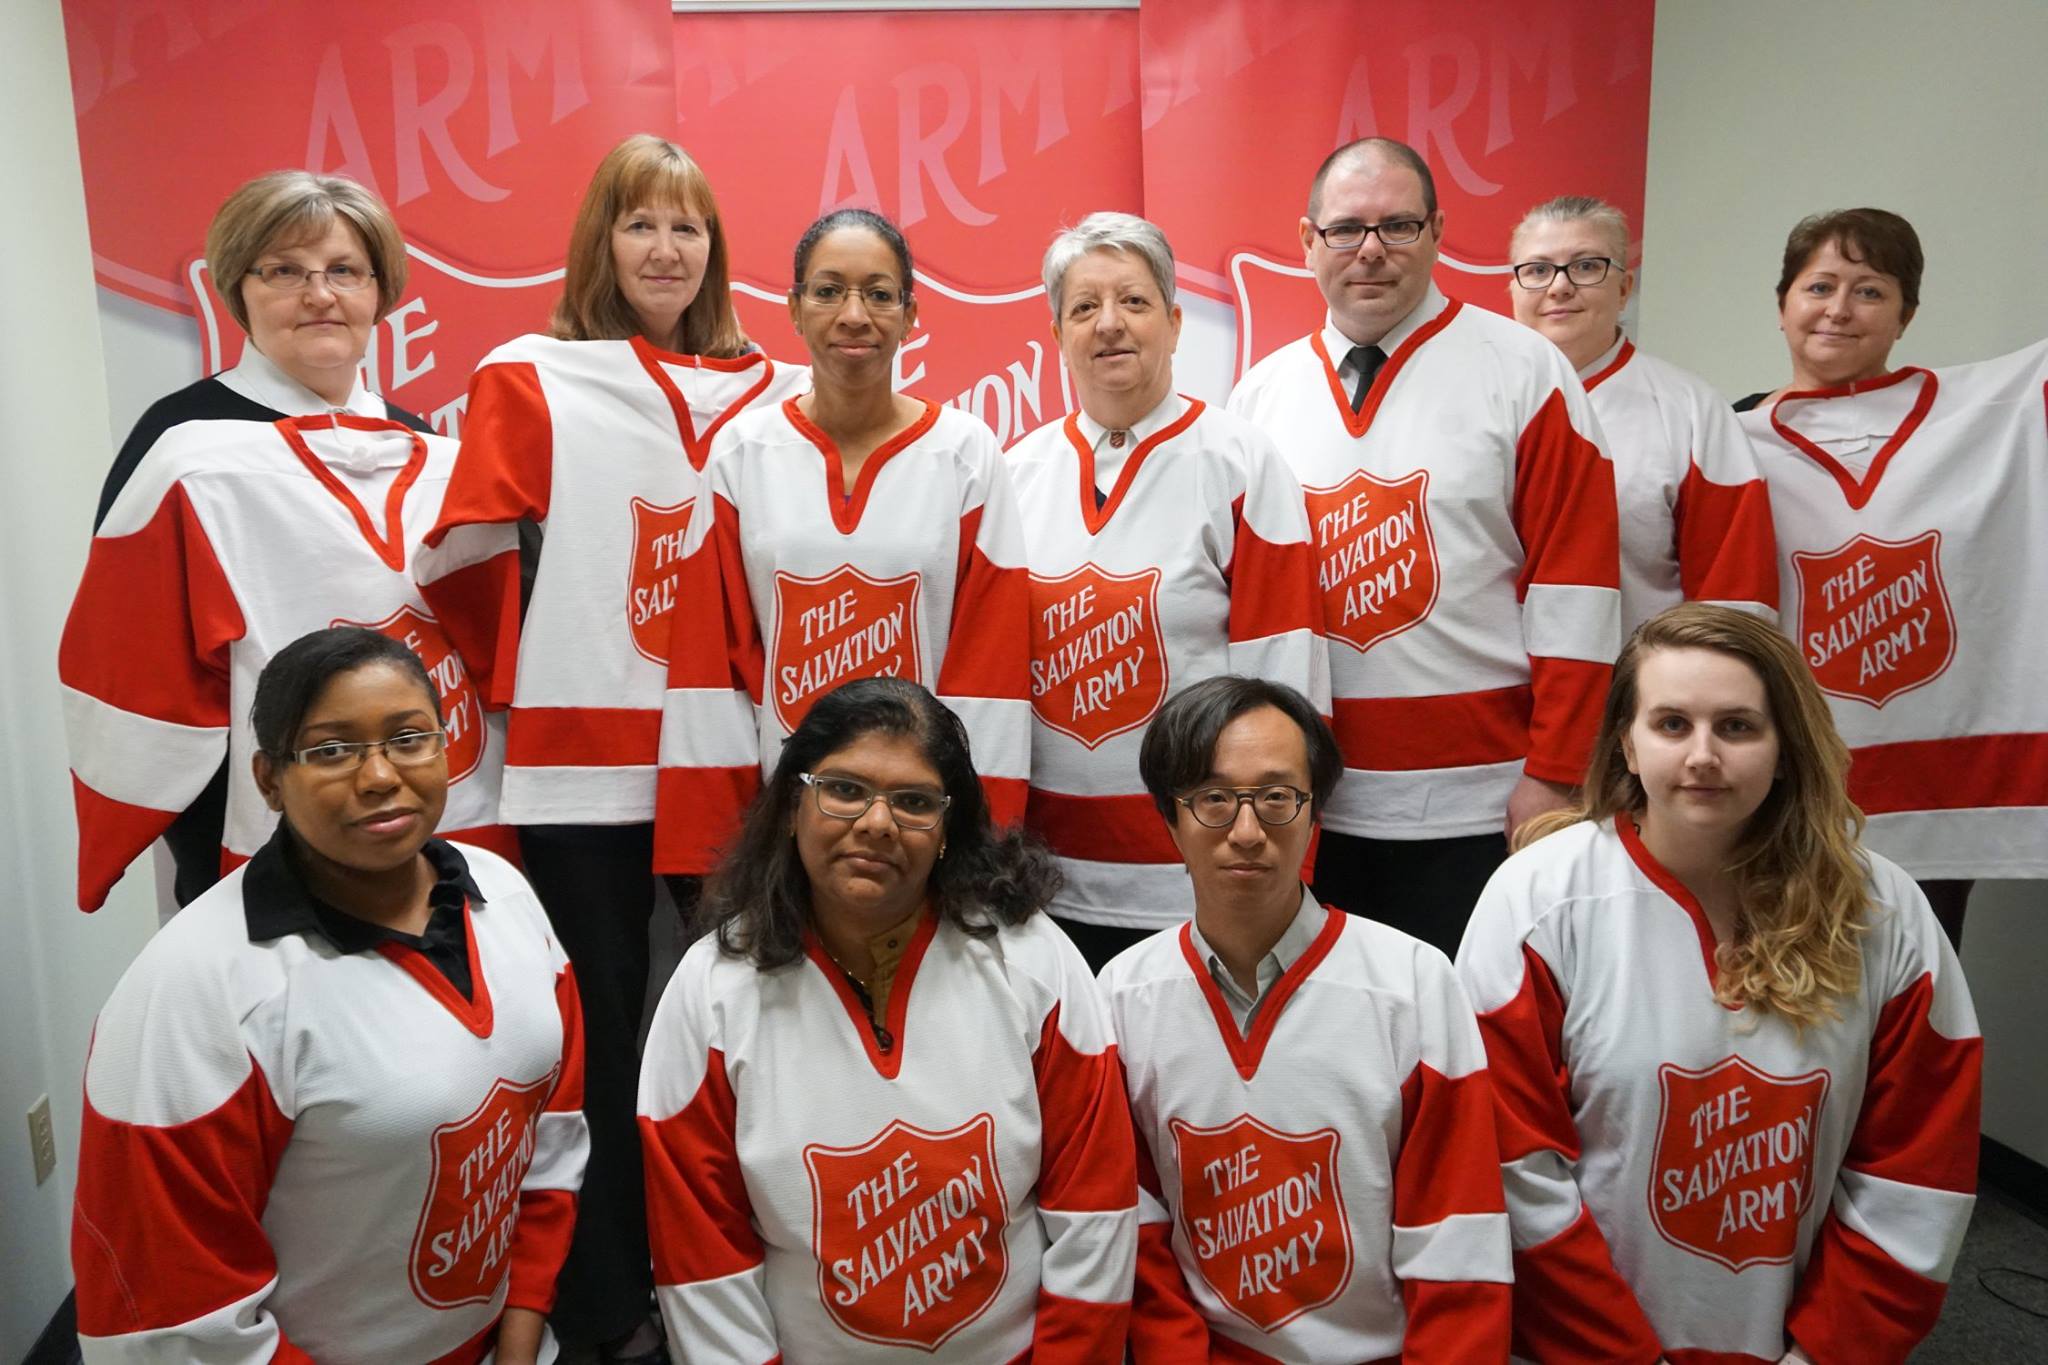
[
  {"x1": 629, "y1": 336, "x2": 777, "y2": 470},
  {"x1": 375, "y1": 897, "x2": 495, "y2": 1036},
  {"x1": 1178, "y1": 904, "x2": 1346, "y2": 1080},
  {"x1": 424, "y1": 1317, "x2": 499, "y2": 1365},
  {"x1": 1331, "y1": 686, "x2": 1531, "y2": 771},
  {"x1": 1581, "y1": 338, "x2": 1636, "y2": 392},
  {"x1": 1027, "y1": 789, "x2": 1180, "y2": 865},
  {"x1": 1063, "y1": 398, "x2": 1206, "y2": 534},
  {"x1": 1769, "y1": 367, "x2": 1937, "y2": 510},
  {"x1": 1616, "y1": 816, "x2": 1730, "y2": 1004},
  {"x1": 1664, "y1": 1350, "x2": 1776, "y2": 1365},
  {"x1": 785, "y1": 397, "x2": 942, "y2": 535},
  {"x1": 505, "y1": 706, "x2": 661, "y2": 767},
  {"x1": 1310, "y1": 302, "x2": 1463, "y2": 438},
  {"x1": 1847, "y1": 731, "x2": 2048, "y2": 814},
  {"x1": 275, "y1": 415, "x2": 428, "y2": 571},
  {"x1": 802, "y1": 908, "x2": 938, "y2": 1080}
]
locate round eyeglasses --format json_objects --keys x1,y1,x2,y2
[
  {"x1": 1175, "y1": 784, "x2": 1313, "y2": 829},
  {"x1": 1511, "y1": 257, "x2": 1619, "y2": 290},
  {"x1": 799, "y1": 772, "x2": 950, "y2": 830}
]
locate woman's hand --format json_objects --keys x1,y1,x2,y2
[{"x1": 494, "y1": 1306, "x2": 546, "y2": 1365}]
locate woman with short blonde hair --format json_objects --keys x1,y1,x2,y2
[{"x1": 1457, "y1": 603, "x2": 1980, "y2": 1365}]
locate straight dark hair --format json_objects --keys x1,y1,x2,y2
[
  {"x1": 793, "y1": 207, "x2": 915, "y2": 293},
  {"x1": 699, "y1": 678, "x2": 1058, "y2": 971},
  {"x1": 1138, "y1": 677, "x2": 1343, "y2": 825},
  {"x1": 250, "y1": 626, "x2": 440, "y2": 759}
]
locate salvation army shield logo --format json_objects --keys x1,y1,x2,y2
[
  {"x1": 407, "y1": 1072, "x2": 555, "y2": 1309},
  {"x1": 627, "y1": 498, "x2": 694, "y2": 665},
  {"x1": 1028, "y1": 565, "x2": 1166, "y2": 748},
  {"x1": 1650, "y1": 1057, "x2": 1830, "y2": 1272},
  {"x1": 772, "y1": 567, "x2": 923, "y2": 734},
  {"x1": 1303, "y1": 470, "x2": 1439, "y2": 653},
  {"x1": 332, "y1": 605, "x2": 485, "y2": 781},
  {"x1": 804, "y1": 1114, "x2": 1012, "y2": 1351},
  {"x1": 1169, "y1": 1115, "x2": 1353, "y2": 1333},
  {"x1": 1791, "y1": 531, "x2": 1956, "y2": 708}
]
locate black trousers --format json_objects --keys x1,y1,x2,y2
[
  {"x1": 1310, "y1": 829, "x2": 1508, "y2": 961},
  {"x1": 1916, "y1": 879, "x2": 1972, "y2": 951},
  {"x1": 1051, "y1": 914, "x2": 1156, "y2": 975},
  {"x1": 519, "y1": 822, "x2": 697, "y2": 1346}
]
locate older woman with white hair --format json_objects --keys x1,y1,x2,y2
[
  {"x1": 1008, "y1": 210, "x2": 1328, "y2": 969},
  {"x1": 1507, "y1": 195, "x2": 1779, "y2": 633}
]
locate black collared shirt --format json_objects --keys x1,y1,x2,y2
[{"x1": 243, "y1": 823, "x2": 483, "y2": 999}]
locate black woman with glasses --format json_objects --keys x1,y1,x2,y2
[
  {"x1": 653, "y1": 208, "x2": 1032, "y2": 877},
  {"x1": 61, "y1": 170, "x2": 513, "y2": 917},
  {"x1": 639, "y1": 677, "x2": 1136, "y2": 1362},
  {"x1": 73, "y1": 626, "x2": 585, "y2": 1365},
  {"x1": 1507, "y1": 195, "x2": 1779, "y2": 636},
  {"x1": 1099, "y1": 674, "x2": 1511, "y2": 1363}
]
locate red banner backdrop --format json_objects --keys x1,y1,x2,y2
[{"x1": 1139, "y1": 0, "x2": 1654, "y2": 374}]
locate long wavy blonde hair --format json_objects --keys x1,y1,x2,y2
[{"x1": 1520, "y1": 604, "x2": 1869, "y2": 1027}]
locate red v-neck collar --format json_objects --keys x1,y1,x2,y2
[
  {"x1": 1583, "y1": 338, "x2": 1636, "y2": 392},
  {"x1": 1061, "y1": 398, "x2": 1206, "y2": 534},
  {"x1": 373, "y1": 898, "x2": 496, "y2": 1037},
  {"x1": 1178, "y1": 902, "x2": 1347, "y2": 1081},
  {"x1": 275, "y1": 415, "x2": 428, "y2": 571},
  {"x1": 1768, "y1": 366, "x2": 1938, "y2": 511},
  {"x1": 804, "y1": 909, "x2": 939, "y2": 1080},
  {"x1": 1310, "y1": 300, "x2": 1463, "y2": 439},
  {"x1": 785, "y1": 396, "x2": 942, "y2": 535},
  {"x1": 629, "y1": 336, "x2": 776, "y2": 471},
  {"x1": 1615, "y1": 817, "x2": 1733, "y2": 1007}
]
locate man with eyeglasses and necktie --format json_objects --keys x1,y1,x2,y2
[
  {"x1": 1228, "y1": 137, "x2": 1621, "y2": 957},
  {"x1": 1098, "y1": 675, "x2": 1511, "y2": 1363},
  {"x1": 1507, "y1": 195, "x2": 1779, "y2": 636}
]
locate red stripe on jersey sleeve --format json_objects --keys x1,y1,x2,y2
[
  {"x1": 504, "y1": 707, "x2": 662, "y2": 768},
  {"x1": 1129, "y1": 1128, "x2": 1211, "y2": 1363},
  {"x1": 981, "y1": 772, "x2": 1028, "y2": 830},
  {"x1": 1663, "y1": 1350, "x2": 1775, "y2": 1365},
  {"x1": 1473, "y1": 946, "x2": 1577, "y2": 1164},
  {"x1": 1033, "y1": 1007, "x2": 1136, "y2": 1216},
  {"x1": 1524, "y1": 656, "x2": 1610, "y2": 786},
  {"x1": 1224, "y1": 495, "x2": 1322, "y2": 645},
  {"x1": 1848, "y1": 732, "x2": 2048, "y2": 815},
  {"x1": 427, "y1": 362, "x2": 555, "y2": 538},
  {"x1": 419, "y1": 551, "x2": 523, "y2": 710},
  {"x1": 72, "y1": 1057, "x2": 295, "y2": 1340},
  {"x1": 1785, "y1": 1217, "x2": 1947, "y2": 1365},
  {"x1": 1846, "y1": 971, "x2": 1982, "y2": 1192},
  {"x1": 639, "y1": 1048, "x2": 764, "y2": 1284},
  {"x1": 1673, "y1": 463, "x2": 1779, "y2": 612},
  {"x1": 665, "y1": 496, "x2": 764, "y2": 699},
  {"x1": 1332, "y1": 686, "x2": 1531, "y2": 772},
  {"x1": 1026, "y1": 790, "x2": 1181, "y2": 865},
  {"x1": 70, "y1": 779, "x2": 182, "y2": 913},
  {"x1": 1510, "y1": 1208, "x2": 1662, "y2": 1364},
  {"x1": 1400, "y1": 1279, "x2": 1511, "y2": 1365},
  {"x1": 654, "y1": 764, "x2": 762, "y2": 875},
  {"x1": 1033, "y1": 1289, "x2": 1134, "y2": 1364},
  {"x1": 1395, "y1": 1063, "x2": 1507, "y2": 1224},
  {"x1": 506, "y1": 965, "x2": 587, "y2": 1314},
  {"x1": 1510, "y1": 389, "x2": 1621, "y2": 594},
  {"x1": 938, "y1": 536, "x2": 1033, "y2": 704}
]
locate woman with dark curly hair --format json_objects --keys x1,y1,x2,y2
[{"x1": 638, "y1": 677, "x2": 1136, "y2": 1363}]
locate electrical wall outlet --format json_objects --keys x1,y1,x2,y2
[{"x1": 27, "y1": 1094, "x2": 57, "y2": 1186}]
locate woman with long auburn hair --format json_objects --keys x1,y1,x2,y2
[
  {"x1": 417, "y1": 133, "x2": 806, "y2": 1361},
  {"x1": 1456, "y1": 603, "x2": 1980, "y2": 1365}
]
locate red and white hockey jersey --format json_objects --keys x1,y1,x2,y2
[
  {"x1": 1101, "y1": 894, "x2": 1512, "y2": 1364},
  {"x1": 72, "y1": 840, "x2": 588, "y2": 1364},
  {"x1": 61, "y1": 415, "x2": 511, "y2": 911},
  {"x1": 637, "y1": 909, "x2": 1137, "y2": 1363},
  {"x1": 653, "y1": 399, "x2": 1032, "y2": 873},
  {"x1": 1579, "y1": 337, "x2": 1779, "y2": 632},
  {"x1": 1229, "y1": 291, "x2": 1621, "y2": 839},
  {"x1": 418, "y1": 334, "x2": 807, "y2": 825},
  {"x1": 1740, "y1": 340, "x2": 2048, "y2": 877},
  {"x1": 1456, "y1": 818, "x2": 1980, "y2": 1364},
  {"x1": 1009, "y1": 394, "x2": 1329, "y2": 930}
]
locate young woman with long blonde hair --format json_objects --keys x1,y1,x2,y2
[{"x1": 1456, "y1": 603, "x2": 1980, "y2": 1365}]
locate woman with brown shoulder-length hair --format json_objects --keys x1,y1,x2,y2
[
  {"x1": 1456, "y1": 603, "x2": 1980, "y2": 1365},
  {"x1": 417, "y1": 132, "x2": 807, "y2": 1360}
]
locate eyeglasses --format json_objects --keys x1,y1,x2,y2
[
  {"x1": 796, "y1": 280, "x2": 907, "y2": 312},
  {"x1": 246, "y1": 263, "x2": 377, "y2": 293},
  {"x1": 799, "y1": 773, "x2": 951, "y2": 829},
  {"x1": 1511, "y1": 257, "x2": 1620, "y2": 290},
  {"x1": 287, "y1": 730, "x2": 447, "y2": 772},
  {"x1": 1175, "y1": 785, "x2": 1313, "y2": 829},
  {"x1": 1309, "y1": 218, "x2": 1428, "y2": 250}
]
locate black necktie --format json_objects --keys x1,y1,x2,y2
[{"x1": 1347, "y1": 344, "x2": 1387, "y2": 413}]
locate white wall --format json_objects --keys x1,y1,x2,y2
[
  {"x1": 1642, "y1": 0, "x2": 2048, "y2": 1164},
  {"x1": 0, "y1": 3, "x2": 161, "y2": 1353}
]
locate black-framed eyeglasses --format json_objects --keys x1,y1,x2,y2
[
  {"x1": 1511, "y1": 257, "x2": 1620, "y2": 290},
  {"x1": 246, "y1": 263, "x2": 377, "y2": 293},
  {"x1": 798, "y1": 772, "x2": 950, "y2": 829},
  {"x1": 1175, "y1": 784, "x2": 1313, "y2": 829},
  {"x1": 1309, "y1": 218, "x2": 1428, "y2": 250},
  {"x1": 287, "y1": 730, "x2": 447, "y2": 772},
  {"x1": 795, "y1": 280, "x2": 907, "y2": 312}
]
